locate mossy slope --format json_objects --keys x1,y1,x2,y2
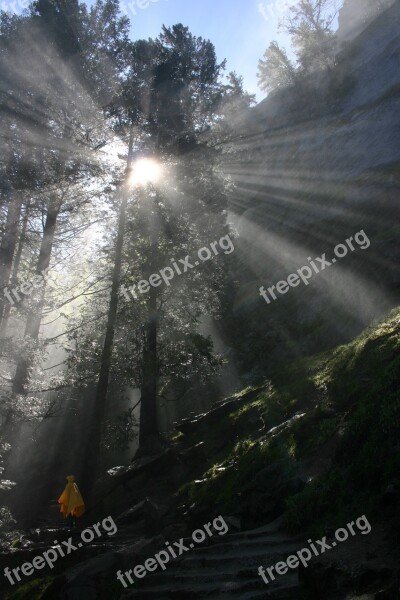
[{"x1": 178, "y1": 307, "x2": 400, "y2": 537}]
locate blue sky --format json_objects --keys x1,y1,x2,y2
[
  {"x1": 7, "y1": 0, "x2": 341, "y2": 102},
  {"x1": 116, "y1": 0, "x2": 293, "y2": 102},
  {"x1": 6, "y1": 0, "x2": 293, "y2": 102}
]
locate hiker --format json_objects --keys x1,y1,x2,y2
[{"x1": 58, "y1": 475, "x2": 85, "y2": 526}]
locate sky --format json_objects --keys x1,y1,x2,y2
[
  {"x1": 4, "y1": 0, "x2": 342, "y2": 102},
  {"x1": 114, "y1": 0, "x2": 294, "y2": 103},
  {"x1": 3, "y1": 0, "x2": 295, "y2": 102}
]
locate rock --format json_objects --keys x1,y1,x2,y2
[
  {"x1": 234, "y1": 405, "x2": 265, "y2": 437},
  {"x1": 239, "y1": 456, "x2": 308, "y2": 527},
  {"x1": 117, "y1": 498, "x2": 165, "y2": 537},
  {"x1": 41, "y1": 576, "x2": 68, "y2": 599},
  {"x1": 374, "y1": 587, "x2": 400, "y2": 600},
  {"x1": 242, "y1": 458, "x2": 292, "y2": 493},
  {"x1": 199, "y1": 434, "x2": 230, "y2": 458},
  {"x1": 223, "y1": 515, "x2": 241, "y2": 532},
  {"x1": 118, "y1": 535, "x2": 165, "y2": 570},
  {"x1": 180, "y1": 442, "x2": 207, "y2": 465},
  {"x1": 91, "y1": 449, "x2": 187, "y2": 518},
  {"x1": 94, "y1": 451, "x2": 175, "y2": 495},
  {"x1": 185, "y1": 498, "x2": 215, "y2": 524},
  {"x1": 162, "y1": 522, "x2": 190, "y2": 541},
  {"x1": 338, "y1": 0, "x2": 395, "y2": 44},
  {"x1": 382, "y1": 481, "x2": 400, "y2": 505},
  {"x1": 299, "y1": 560, "x2": 341, "y2": 593},
  {"x1": 353, "y1": 565, "x2": 394, "y2": 588},
  {"x1": 174, "y1": 388, "x2": 261, "y2": 435},
  {"x1": 240, "y1": 492, "x2": 278, "y2": 529},
  {"x1": 274, "y1": 473, "x2": 308, "y2": 498},
  {"x1": 64, "y1": 550, "x2": 120, "y2": 582},
  {"x1": 265, "y1": 413, "x2": 307, "y2": 439},
  {"x1": 133, "y1": 435, "x2": 167, "y2": 459}
]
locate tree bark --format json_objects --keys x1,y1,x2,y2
[
  {"x1": 139, "y1": 190, "x2": 160, "y2": 448},
  {"x1": 12, "y1": 198, "x2": 60, "y2": 395},
  {"x1": 139, "y1": 281, "x2": 159, "y2": 447},
  {"x1": 0, "y1": 199, "x2": 30, "y2": 337},
  {"x1": 0, "y1": 191, "x2": 23, "y2": 330}
]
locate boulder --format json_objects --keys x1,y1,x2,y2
[{"x1": 174, "y1": 388, "x2": 261, "y2": 435}]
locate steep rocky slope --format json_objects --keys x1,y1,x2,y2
[
  {"x1": 2, "y1": 306, "x2": 399, "y2": 599},
  {"x1": 221, "y1": 1, "x2": 400, "y2": 371}
]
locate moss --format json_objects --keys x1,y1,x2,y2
[
  {"x1": 178, "y1": 427, "x2": 298, "y2": 513},
  {"x1": 178, "y1": 307, "x2": 400, "y2": 535},
  {"x1": 284, "y1": 308, "x2": 400, "y2": 534},
  {"x1": 99, "y1": 576, "x2": 125, "y2": 599},
  {"x1": 4, "y1": 577, "x2": 56, "y2": 600},
  {"x1": 229, "y1": 399, "x2": 262, "y2": 423},
  {"x1": 168, "y1": 431, "x2": 184, "y2": 442}
]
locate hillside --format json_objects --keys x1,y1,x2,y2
[{"x1": 2, "y1": 306, "x2": 399, "y2": 599}]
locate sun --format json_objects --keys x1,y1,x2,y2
[{"x1": 130, "y1": 158, "x2": 163, "y2": 186}]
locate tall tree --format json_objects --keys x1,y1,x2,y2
[
  {"x1": 0, "y1": 0, "x2": 128, "y2": 412},
  {"x1": 257, "y1": 0, "x2": 339, "y2": 93},
  {"x1": 284, "y1": 0, "x2": 339, "y2": 73},
  {"x1": 257, "y1": 42, "x2": 297, "y2": 93},
  {"x1": 125, "y1": 24, "x2": 228, "y2": 447},
  {"x1": 65, "y1": 25, "x2": 234, "y2": 477}
]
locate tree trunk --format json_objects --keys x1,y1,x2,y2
[
  {"x1": 0, "y1": 191, "x2": 23, "y2": 330},
  {"x1": 12, "y1": 198, "x2": 60, "y2": 395},
  {"x1": 139, "y1": 282, "x2": 159, "y2": 447},
  {"x1": 139, "y1": 190, "x2": 160, "y2": 448},
  {"x1": 0, "y1": 199, "x2": 30, "y2": 337}
]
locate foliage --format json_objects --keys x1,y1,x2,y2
[
  {"x1": 284, "y1": 308, "x2": 400, "y2": 533},
  {"x1": 257, "y1": 0, "x2": 340, "y2": 93},
  {"x1": 258, "y1": 42, "x2": 297, "y2": 94},
  {"x1": 283, "y1": 0, "x2": 339, "y2": 72},
  {"x1": 0, "y1": 438, "x2": 14, "y2": 491},
  {"x1": 103, "y1": 406, "x2": 138, "y2": 451},
  {"x1": 0, "y1": 0, "x2": 126, "y2": 421},
  {"x1": 0, "y1": 506, "x2": 16, "y2": 533},
  {"x1": 4, "y1": 577, "x2": 57, "y2": 600},
  {"x1": 177, "y1": 307, "x2": 400, "y2": 536},
  {"x1": 61, "y1": 23, "x2": 244, "y2": 424}
]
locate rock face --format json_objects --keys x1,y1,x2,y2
[
  {"x1": 223, "y1": 0, "x2": 400, "y2": 368},
  {"x1": 245, "y1": 0, "x2": 400, "y2": 203},
  {"x1": 338, "y1": 0, "x2": 396, "y2": 44}
]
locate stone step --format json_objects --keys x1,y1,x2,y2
[
  {"x1": 165, "y1": 541, "x2": 302, "y2": 570},
  {"x1": 178, "y1": 534, "x2": 303, "y2": 557},
  {"x1": 119, "y1": 564, "x2": 285, "y2": 584},
  {"x1": 123, "y1": 567, "x2": 298, "y2": 593},
  {"x1": 121, "y1": 573, "x2": 299, "y2": 598}
]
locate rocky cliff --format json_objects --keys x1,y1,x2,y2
[
  {"x1": 338, "y1": 0, "x2": 396, "y2": 44},
  {"x1": 223, "y1": 0, "x2": 400, "y2": 372}
]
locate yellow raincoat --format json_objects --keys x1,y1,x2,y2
[{"x1": 58, "y1": 475, "x2": 85, "y2": 518}]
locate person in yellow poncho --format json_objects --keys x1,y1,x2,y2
[{"x1": 58, "y1": 475, "x2": 85, "y2": 524}]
